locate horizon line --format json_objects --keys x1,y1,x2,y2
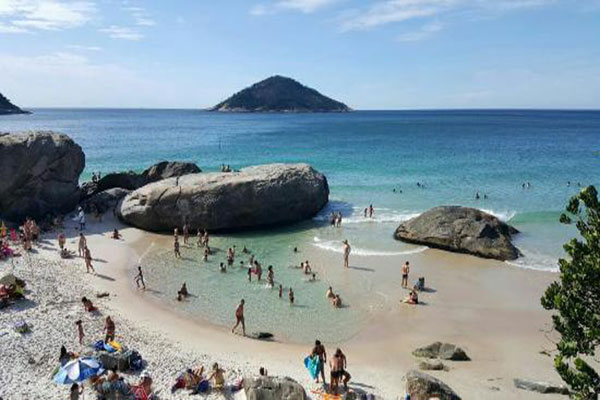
[{"x1": 13, "y1": 107, "x2": 600, "y2": 112}]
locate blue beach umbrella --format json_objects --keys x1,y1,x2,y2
[{"x1": 53, "y1": 357, "x2": 104, "y2": 384}]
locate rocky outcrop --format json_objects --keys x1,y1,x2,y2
[
  {"x1": 0, "y1": 92, "x2": 29, "y2": 115},
  {"x1": 0, "y1": 131, "x2": 84, "y2": 221},
  {"x1": 211, "y1": 75, "x2": 351, "y2": 113},
  {"x1": 418, "y1": 360, "x2": 446, "y2": 371},
  {"x1": 141, "y1": 161, "x2": 201, "y2": 182},
  {"x1": 117, "y1": 163, "x2": 329, "y2": 232},
  {"x1": 82, "y1": 161, "x2": 201, "y2": 200},
  {"x1": 405, "y1": 370, "x2": 461, "y2": 400},
  {"x1": 513, "y1": 378, "x2": 570, "y2": 395},
  {"x1": 413, "y1": 342, "x2": 470, "y2": 361},
  {"x1": 394, "y1": 206, "x2": 520, "y2": 261},
  {"x1": 244, "y1": 376, "x2": 306, "y2": 400},
  {"x1": 81, "y1": 188, "x2": 130, "y2": 213}
]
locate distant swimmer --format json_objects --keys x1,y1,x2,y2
[
  {"x1": 304, "y1": 261, "x2": 312, "y2": 275},
  {"x1": 174, "y1": 238, "x2": 181, "y2": 259},
  {"x1": 254, "y1": 261, "x2": 263, "y2": 281},
  {"x1": 484, "y1": 193, "x2": 488, "y2": 199},
  {"x1": 242, "y1": 246, "x2": 249, "y2": 254},
  {"x1": 203, "y1": 247, "x2": 209, "y2": 261},
  {"x1": 220, "y1": 262, "x2": 226, "y2": 273},
  {"x1": 293, "y1": 247, "x2": 298, "y2": 253},
  {"x1": 247, "y1": 267, "x2": 252, "y2": 282},
  {"x1": 279, "y1": 284, "x2": 283, "y2": 298},
  {"x1": 567, "y1": 181, "x2": 571, "y2": 186},
  {"x1": 369, "y1": 204, "x2": 374, "y2": 218},
  {"x1": 364, "y1": 208, "x2": 368, "y2": 218},
  {"x1": 326, "y1": 286, "x2": 335, "y2": 299},
  {"x1": 343, "y1": 240, "x2": 351, "y2": 268},
  {"x1": 332, "y1": 294, "x2": 342, "y2": 308},
  {"x1": 177, "y1": 282, "x2": 189, "y2": 301},
  {"x1": 309, "y1": 273, "x2": 317, "y2": 282},
  {"x1": 267, "y1": 265, "x2": 274, "y2": 286},
  {"x1": 289, "y1": 288, "x2": 295, "y2": 304},
  {"x1": 475, "y1": 192, "x2": 480, "y2": 200}
]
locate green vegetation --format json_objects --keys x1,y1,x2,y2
[{"x1": 541, "y1": 186, "x2": 600, "y2": 399}]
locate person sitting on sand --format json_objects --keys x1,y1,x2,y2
[
  {"x1": 81, "y1": 296, "x2": 97, "y2": 313},
  {"x1": 332, "y1": 294, "x2": 343, "y2": 308},
  {"x1": 171, "y1": 366, "x2": 205, "y2": 393},
  {"x1": 403, "y1": 289, "x2": 419, "y2": 305},
  {"x1": 266, "y1": 266, "x2": 274, "y2": 286},
  {"x1": 61, "y1": 247, "x2": 74, "y2": 259},
  {"x1": 208, "y1": 363, "x2": 226, "y2": 390},
  {"x1": 111, "y1": 229, "x2": 121, "y2": 240}
]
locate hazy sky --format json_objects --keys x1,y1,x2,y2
[{"x1": 0, "y1": 0, "x2": 599, "y2": 109}]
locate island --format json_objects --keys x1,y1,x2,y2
[
  {"x1": 0, "y1": 92, "x2": 29, "y2": 115},
  {"x1": 211, "y1": 75, "x2": 351, "y2": 113}
]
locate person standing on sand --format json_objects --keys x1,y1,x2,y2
[
  {"x1": 84, "y1": 246, "x2": 95, "y2": 273},
  {"x1": 78, "y1": 207, "x2": 86, "y2": 231},
  {"x1": 311, "y1": 340, "x2": 327, "y2": 385},
  {"x1": 330, "y1": 348, "x2": 351, "y2": 393},
  {"x1": 134, "y1": 266, "x2": 146, "y2": 290},
  {"x1": 231, "y1": 299, "x2": 245, "y2": 336},
  {"x1": 183, "y1": 223, "x2": 189, "y2": 245},
  {"x1": 78, "y1": 233, "x2": 86, "y2": 257},
  {"x1": 104, "y1": 316, "x2": 115, "y2": 343},
  {"x1": 279, "y1": 284, "x2": 283, "y2": 298},
  {"x1": 289, "y1": 288, "x2": 295, "y2": 304},
  {"x1": 174, "y1": 238, "x2": 181, "y2": 259},
  {"x1": 196, "y1": 229, "x2": 202, "y2": 247},
  {"x1": 247, "y1": 267, "x2": 252, "y2": 282},
  {"x1": 343, "y1": 240, "x2": 351, "y2": 268},
  {"x1": 75, "y1": 320, "x2": 84, "y2": 346},
  {"x1": 401, "y1": 261, "x2": 410, "y2": 288},
  {"x1": 58, "y1": 232, "x2": 66, "y2": 250},
  {"x1": 254, "y1": 261, "x2": 262, "y2": 281}
]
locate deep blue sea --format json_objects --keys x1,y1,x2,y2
[{"x1": 2, "y1": 109, "x2": 599, "y2": 341}]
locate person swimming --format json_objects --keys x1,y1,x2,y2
[
  {"x1": 219, "y1": 262, "x2": 226, "y2": 273},
  {"x1": 288, "y1": 288, "x2": 294, "y2": 304},
  {"x1": 266, "y1": 266, "x2": 274, "y2": 287},
  {"x1": 326, "y1": 286, "x2": 335, "y2": 299}
]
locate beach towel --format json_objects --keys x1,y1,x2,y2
[{"x1": 304, "y1": 355, "x2": 320, "y2": 379}]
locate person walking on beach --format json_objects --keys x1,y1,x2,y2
[
  {"x1": 312, "y1": 340, "x2": 327, "y2": 385},
  {"x1": 104, "y1": 316, "x2": 115, "y2": 343},
  {"x1": 174, "y1": 238, "x2": 181, "y2": 259},
  {"x1": 401, "y1": 261, "x2": 410, "y2": 288},
  {"x1": 134, "y1": 266, "x2": 146, "y2": 290},
  {"x1": 78, "y1": 233, "x2": 86, "y2": 257},
  {"x1": 330, "y1": 348, "x2": 351, "y2": 393},
  {"x1": 84, "y1": 247, "x2": 95, "y2": 273},
  {"x1": 231, "y1": 299, "x2": 245, "y2": 336},
  {"x1": 75, "y1": 320, "x2": 84, "y2": 346},
  {"x1": 343, "y1": 240, "x2": 351, "y2": 268}
]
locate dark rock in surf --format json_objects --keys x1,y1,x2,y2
[
  {"x1": 394, "y1": 206, "x2": 520, "y2": 261},
  {"x1": 117, "y1": 163, "x2": 329, "y2": 232},
  {"x1": 0, "y1": 131, "x2": 84, "y2": 221}
]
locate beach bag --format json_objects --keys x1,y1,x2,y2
[
  {"x1": 127, "y1": 350, "x2": 143, "y2": 371},
  {"x1": 94, "y1": 340, "x2": 105, "y2": 351},
  {"x1": 99, "y1": 352, "x2": 130, "y2": 372}
]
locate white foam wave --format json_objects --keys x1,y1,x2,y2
[
  {"x1": 480, "y1": 209, "x2": 517, "y2": 222},
  {"x1": 504, "y1": 250, "x2": 559, "y2": 273},
  {"x1": 313, "y1": 209, "x2": 421, "y2": 225},
  {"x1": 312, "y1": 237, "x2": 427, "y2": 257}
]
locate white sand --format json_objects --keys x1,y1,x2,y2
[{"x1": 0, "y1": 214, "x2": 569, "y2": 399}]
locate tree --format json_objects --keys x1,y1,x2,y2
[{"x1": 541, "y1": 185, "x2": 600, "y2": 399}]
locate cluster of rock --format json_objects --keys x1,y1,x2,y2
[
  {"x1": 394, "y1": 206, "x2": 521, "y2": 261},
  {"x1": 0, "y1": 132, "x2": 85, "y2": 222},
  {"x1": 117, "y1": 163, "x2": 329, "y2": 232},
  {"x1": 412, "y1": 342, "x2": 470, "y2": 361},
  {"x1": 243, "y1": 376, "x2": 306, "y2": 400},
  {"x1": 0, "y1": 92, "x2": 28, "y2": 115},
  {"x1": 404, "y1": 370, "x2": 461, "y2": 400}
]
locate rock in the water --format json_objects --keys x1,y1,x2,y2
[
  {"x1": 394, "y1": 206, "x2": 520, "y2": 261},
  {"x1": 413, "y1": 342, "x2": 470, "y2": 361},
  {"x1": 117, "y1": 163, "x2": 329, "y2": 232},
  {"x1": 142, "y1": 161, "x2": 201, "y2": 182},
  {"x1": 418, "y1": 360, "x2": 446, "y2": 371},
  {"x1": 0, "y1": 131, "x2": 85, "y2": 221},
  {"x1": 514, "y1": 378, "x2": 570, "y2": 395},
  {"x1": 244, "y1": 376, "x2": 306, "y2": 400},
  {"x1": 97, "y1": 171, "x2": 148, "y2": 192},
  {"x1": 405, "y1": 370, "x2": 461, "y2": 400},
  {"x1": 81, "y1": 188, "x2": 131, "y2": 213}
]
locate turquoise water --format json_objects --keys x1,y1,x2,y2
[{"x1": 2, "y1": 109, "x2": 599, "y2": 341}]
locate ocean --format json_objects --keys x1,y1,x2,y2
[{"x1": 2, "y1": 109, "x2": 598, "y2": 342}]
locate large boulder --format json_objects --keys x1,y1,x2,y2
[
  {"x1": 0, "y1": 131, "x2": 85, "y2": 221},
  {"x1": 142, "y1": 161, "x2": 201, "y2": 182},
  {"x1": 413, "y1": 342, "x2": 470, "y2": 361},
  {"x1": 513, "y1": 378, "x2": 570, "y2": 395},
  {"x1": 117, "y1": 163, "x2": 329, "y2": 232},
  {"x1": 243, "y1": 376, "x2": 306, "y2": 400},
  {"x1": 405, "y1": 370, "x2": 461, "y2": 400},
  {"x1": 96, "y1": 171, "x2": 148, "y2": 192},
  {"x1": 81, "y1": 188, "x2": 131, "y2": 213},
  {"x1": 394, "y1": 206, "x2": 520, "y2": 261}
]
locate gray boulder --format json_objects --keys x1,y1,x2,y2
[
  {"x1": 142, "y1": 161, "x2": 201, "y2": 182},
  {"x1": 418, "y1": 360, "x2": 446, "y2": 371},
  {"x1": 0, "y1": 131, "x2": 85, "y2": 221},
  {"x1": 513, "y1": 378, "x2": 570, "y2": 395},
  {"x1": 81, "y1": 188, "x2": 131, "y2": 213},
  {"x1": 97, "y1": 171, "x2": 148, "y2": 192},
  {"x1": 244, "y1": 376, "x2": 306, "y2": 400},
  {"x1": 413, "y1": 342, "x2": 470, "y2": 361},
  {"x1": 117, "y1": 163, "x2": 329, "y2": 232},
  {"x1": 394, "y1": 206, "x2": 520, "y2": 261},
  {"x1": 405, "y1": 370, "x2": 461, "y2": 400}
]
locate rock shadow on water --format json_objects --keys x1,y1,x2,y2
[{"x1": 348, "y1": 265, "x2": 375, "y2": 273}]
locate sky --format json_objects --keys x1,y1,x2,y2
[{"x1": 0, "y1": 0, "x2": 599, "y2": 109}]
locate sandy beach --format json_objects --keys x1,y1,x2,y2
[{"x1": 0, "y1": 211, "x2": 569, "y2": 399}]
